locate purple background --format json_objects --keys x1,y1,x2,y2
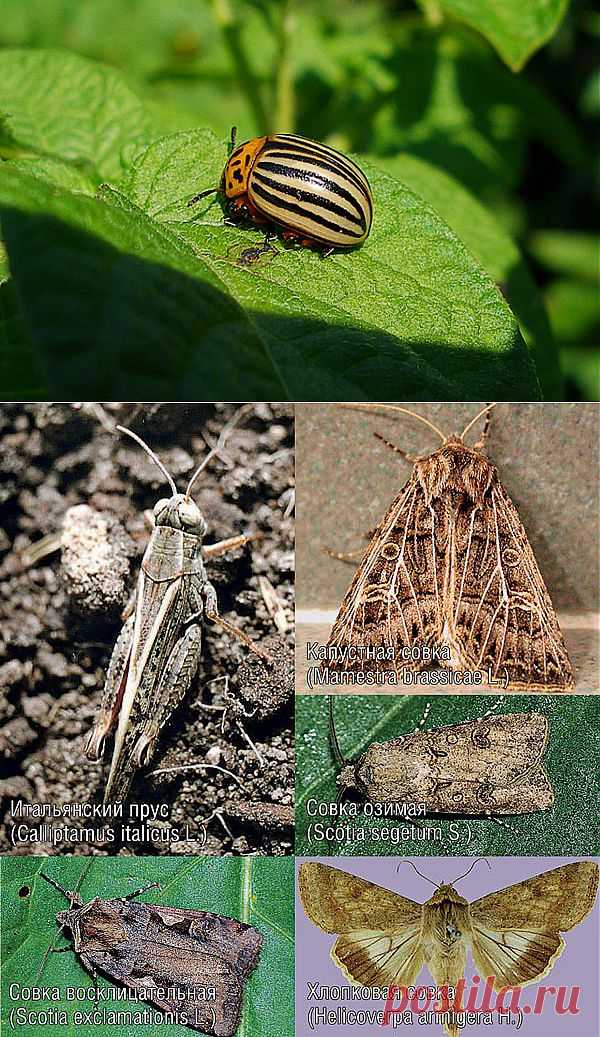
[{"x1": 295, "y1": 856, "x2": 600, "y2": 1037}]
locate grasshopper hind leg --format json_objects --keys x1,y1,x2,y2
[
  {"x1": 129, "y1": 622, "x2": 204, "y2": 772},
  {"x1": 85, "y1": 613, "x2": 134, "y2": 761}
]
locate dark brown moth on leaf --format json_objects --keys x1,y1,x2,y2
[
  {"x1": 329, "y1": 698, "x2": 554, "y2": 816},
  {"x1": 324, "y1": 404, "x2": 574, "y2": 692},
  {"x1": 40, "y1": 871, "x2": 263, "y2": 1037},
  {"x1": 299, "y1": 859, "x2": 599, "y2": 1037}
]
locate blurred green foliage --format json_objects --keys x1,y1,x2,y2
[{"x1": 0, "y1": 0, "x2": 597, "y2": 398}]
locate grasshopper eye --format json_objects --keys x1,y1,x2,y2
[
  {"x1": 179, "y1": 499, "x2": 204, "y2": 530},
  {"x1": 153, "y1": 498, "x2": 171, "y2": 517}
]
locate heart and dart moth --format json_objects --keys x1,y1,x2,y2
[
  {"x1": 85, "y1": 411, "x2": 273, "y2": 803},
  {"x1": 299, "y1": 859, "x2": 599, "y2": 1037},
  {"x1": 324, "y1": 404, "x2": 574, "y2": 691},
  {"x1": 329, "y1": 698, "x2": 554, "y2": 817},
  {"x1": 39, "y1": 870, "x2": 262, "y2": 1037}
]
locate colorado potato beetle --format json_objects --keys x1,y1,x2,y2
[{"x1": 188, "y1": 128, "x2": 373, "y2": 257}]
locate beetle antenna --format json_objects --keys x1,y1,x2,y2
[
  {"x1": 229, "y1": 126, "x2": 237, "y2": 153},
  {"x1": 328, "y1": 696, "x2": 347, "y2": 768},
  {"x1": 459, "y1": 403, "x2": 496, "y2": 442},
  {"x1": 341, "y1": 404, "x2": 446, "y2": 443},
  {"x1": 450, "y1": 857, "x2": 491, "y2": 885},
  {"x1": 116, "y1": 426, "x2": 177, "y2": 496},
  {"x1": 397, "y1": 860, "x2": 439, "y2": 888},
  {"x1": 185, "y1": 404, "x2": 253, "y2": 498}
]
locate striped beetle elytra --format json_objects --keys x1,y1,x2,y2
[{"x1": 188, "y1": 128, "x2": 373, "y2": 257}]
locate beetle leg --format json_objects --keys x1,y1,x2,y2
[
  {"x1": 85, "y1": 613, "x2": 135, "y2": 761},
  {"x1": 320, "y1": 246, "x2": 335, "y2": 258}
]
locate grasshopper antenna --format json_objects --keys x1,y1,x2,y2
[
  {"x1": 116, "y1": 426, "x2": 177, "y2": 496},
  {"x1": 397, "y1": 860, "x2": 439, "y2": 889},
  {"x1": 185, "y1": 404, "x2": 254, "y2": 498},
  {"x1": 450, "y1": 858, "x2": 491, "y2": 885}
]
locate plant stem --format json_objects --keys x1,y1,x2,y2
[
  {"x1": 211, "y1": 0, "x2": 269, "y2": 132},
  {"x1": 273, "y1": 0, "x2": 295, "y2": 131}
]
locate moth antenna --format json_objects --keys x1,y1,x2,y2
[
  {"x1": 341, "y1": 404, "x2": 446, "y2": 443},
  {"x1": 397, "y1": 860, "x2": 439, "y2": 889},
  {"x1": 450, "y1": 857, "x2": 492, "y2": 885},
  {"x1": 39, "y1": 872, "x2": 71, "y2": 900},
  {"x1": 459, "y1": 403, "x2": 497, "y2": 443},
  {"x1": 328, "y1": 696, "x2": 347, "y2": 768},
  {"x1": 185, "y1": 404, "x2": 254, "y2": 498},
  {"x1": 116, "y1": 425, "x2": 177, "y2": 496}
]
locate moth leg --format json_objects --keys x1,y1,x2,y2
[
  {"x1": 323, "y1": 527, "x2": 376, "y2": 564},
  {"x1": 204, "y1": 531, "x2": 263, "y2": 559},
  {"x1": 472, "y1": 408, "x2": 492, "y2": 450},
  {"x1": 373, "y1": 430, "x2": 419, "y2": 463},
  {"x1": 130, "y1": 622, "x2": 204, "y2": 768},
  {"x1": 85, "y1": 613, "x2": 135, "y2": 761},
  {"x1": 203, "y1": 581, "x2": 273, "y2": 664}
]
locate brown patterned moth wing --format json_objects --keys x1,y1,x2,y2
[
  {"x1": 325, "y1": 472, "x2": 442, "y2": 673},
  {"x1": 65, "y1": 898, "x2": 262, "y2": 1037},
  {"x1": 299, "y1": 862, "x2": 425, "y2": 988},
  {"x1": 450, "y1": 470, "x2": 574, "y2": 691},
  {"x1": 354, "y1": 712, "x2": 554, "y2": 815},
  {"x1": 468, "y1": 861, "x2": 599, "y2": 990}
]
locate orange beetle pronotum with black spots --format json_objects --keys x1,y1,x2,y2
[{"x1": 188, "y1": 128, "x2": 373, "y2": 257}]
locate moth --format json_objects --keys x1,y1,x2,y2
[
  {"x1": 324, "y1": 404, "x2": 574, "y2": 691},
  {"x1": 299, "y1": 859, "x2": 599, "y2": 1037},
  {"x1": 39, "y1": 870, "x2": 262, "y2": 1037},
  {"x1": 329, "y1": 697, "x2": 554, "y2": 816},
  {"x1": 85, "y1": 413, "x2": 272, "y2": 802}
]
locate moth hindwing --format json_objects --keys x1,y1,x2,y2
[
  {"x1": 299, "y1": 860, "x2": 599, "y2": 1037},
  {"x1": 325, "y1": 404, "x2": 574, "y2": 691},
  {"x1": 40, "y1": 870, "x2": 263, "y2": 1037},
  {"x1": 331, "y1": 698, "x2": 554, "y2": 816},
  {"x1": 85, "y1": 415, "x2": 269, "y2": 802}
]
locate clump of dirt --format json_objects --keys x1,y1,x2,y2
[{"x1": 0, "y1": 403, "x2": 294, "y2": 857}]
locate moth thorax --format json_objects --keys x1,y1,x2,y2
[{"x1": 416, "y1": 438, "x2": 495, "y2": 506}]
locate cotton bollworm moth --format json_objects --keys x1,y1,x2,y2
[
  {"x1": 299, "y1": 860, "x2": 598, "y2": 1036},
  {"x1": 324, "y1": 404, "x2": 574, "y2": 691}
]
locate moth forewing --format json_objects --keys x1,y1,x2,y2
[
  {"x1": 334, "y1": 703, "x2": 554, "y2": 817},
  {"x1": 325, "y1": 417, "x2": 574, "y2": 692}
]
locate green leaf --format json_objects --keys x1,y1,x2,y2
[
  {"x1": 561, "y1": 346, "x2": 600, "y2": 400},
  {"x1": 295, "y1": 695, "x2": 600, "y2": 857},
  {"x1": 1, "y1": 857, "x2": 294, "y2": 1037},
  {"x1": 371, "y1": 153, "x2": 561, "y2": 396},
  {"x1": 124, "y1": 128, "x2": 540, "y2": 400},
  {"x1": 0, "y1": 167, "x2": 285, "y2": 398},
  {"x1": 545, "y1": 278, "x2": 600, "y2": 344},
  {"x1": 0, "y1": 49, "x2": 157, "y2": 180},
  {"x1": 529, "y1": 231, "x2": 600, "y2": 282},
  {"x1": 435, "y1": 0, "x2": 569, "y2": 71},
  {"x1": 0, "y1": 280, "x2": 48, "y2": 400}
]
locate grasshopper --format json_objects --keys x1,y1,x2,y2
[{"x1": 85, "y1": 414, "x2": 272, "y2": 803}]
